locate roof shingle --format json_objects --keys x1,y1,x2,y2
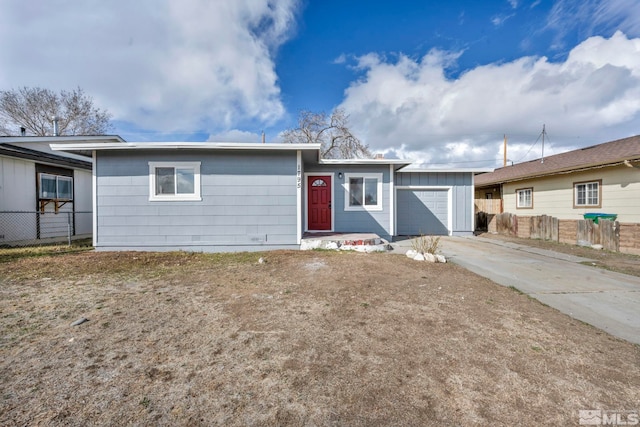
[{"x1": 475, "y1": 134, "x2": 640, "y2": 186}]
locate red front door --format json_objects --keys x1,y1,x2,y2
[{"x1": 308, "y1": 175, "x2": 332, "y2": 230}]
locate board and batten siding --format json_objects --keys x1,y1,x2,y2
[
  {"x1": 0, "y1": 156, "x2": 37, "y2": 243},
  {"x1": 395, "y1": 172, "x2": 475, "y2": 235},
  {"x1": 95, "y1": 150, "x2": 300, "y2": 251},
  {"x1": 0, "y1": 155, "x2": 36, "y2": 211},
  {"x1": 1, "y1": 155, "x2": 92, "y2": 243},
  {"x1": 304, "y1": 164, "x2": 392, "y2": 238},
  {"x1": 502, "y1": 165, "x2": 640, "y2": 223}
]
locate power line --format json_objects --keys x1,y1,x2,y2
[{"x1": 514, "y1": 127, "x2": 544, "y2": 163}]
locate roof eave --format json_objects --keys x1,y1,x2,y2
[
  {"x1": 1, "y1": 135, "x2": 125, "y2": 144},
  {"x1": 476, "y1": 157, "x2": 640, "y2": 186},
  {"x1": 51, "y1": 142, "x2": 323, "y2": 153},
  {"x1": 319, "y1": 158, "x2": 411, "y2": 165},
  {"x1": 398, "y1": 167, "x2": 494, "y2": 173}
]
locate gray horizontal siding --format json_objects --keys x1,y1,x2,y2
[
  {"x1": 396, "y1": 172, "x2": 474, "y2": 235},
  {"x1": 305, "y1": 164, "x2": 392, "y2": 238},
  {"x1": 95, "y1": 150, "x2": 299, "y2": 251}
]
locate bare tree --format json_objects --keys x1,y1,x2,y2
[
  {"x1": 282, "y1": 108, "x2": 371, "y2": 159},
  {"x1": 0, "y1": 87, "x2": 113, "y2": 136}
]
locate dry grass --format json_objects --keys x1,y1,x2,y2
[{"x1": 1, "y1": 249, "x2": 639, "y2": 426}]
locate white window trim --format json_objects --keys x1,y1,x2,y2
[
  {"x1": 343, "y1": 172, "x2": 383, "y2": 212},
  {"x1": 574, "y1": 181, "x2": 599, "y2": 207},
  {"x1": 39, "y1": 173, "x2": 73, "y2": 200},
  {"x1": 394, "y1": 186, "x2": 453, "y2": 236},
  {"x1": 304, "y1": 173, "x2": 335, "y2": 232},
  {"x1": 516, "y1": 188, "x2": 532, "y2": 209},
  {"x1": 149, "y1": 161, "x2": 202, "y2": 201}
]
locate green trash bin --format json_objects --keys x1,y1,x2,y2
[{"x1": 583, "y1": 213, "x2": 617, "y2": 224}]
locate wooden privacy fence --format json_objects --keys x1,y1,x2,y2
[
  {"x1": 474, "y1": 199, "x2": 503, "y2": 233},
  {"x1": 530, "y1": 215, "x2": 559, "y2": 241},
  {"x1": 486, "y1": 213, "x2": 629, "y2": 253},
  {"x1": 575, "y1": 218, "x2": 619, "y2": 251},
  {"x1": 474, "y1": 199, "x2": 502, "y2": 214}
]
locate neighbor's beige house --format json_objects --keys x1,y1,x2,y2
[{"x1": 475, "y1": 135, "x2": 640, "y2": 223}]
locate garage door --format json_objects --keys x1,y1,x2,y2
[{"x1": 397, "y1": 189, "x2": 449, "y2": 235}]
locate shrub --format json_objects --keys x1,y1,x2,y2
[{"x1": 411, "y1": 235, "x2": 440, "y2": 255}]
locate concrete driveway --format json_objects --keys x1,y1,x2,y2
[{"x1": 391, "y1": 236, "x2": 640, "y2": 345}]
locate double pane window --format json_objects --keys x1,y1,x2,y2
[
  {"x1": 516, "y1": 188, "x2": 532, "y2": 208},
  {"x1": 574, "y1": 181, "x2": 599, "y2": 206},
  {"x1": 149, "y1": 162, "x2": 201, "y2": 201},
  {"x1": 345, "y1": 173, "x2": 382, "y2": 211},
  {"x1": 39, "y1": 173, "x2": 73, "y2": 200}
]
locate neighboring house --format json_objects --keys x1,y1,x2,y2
[
  {"x1": 51, "y1": 141, "x2": 483, "y2": 252},
  {"x1": 475, "y1": 135, "x2": 640, "y2": 223},
  {"x1": 0, "y1": 135, "x2": 125, "y2": 245}
]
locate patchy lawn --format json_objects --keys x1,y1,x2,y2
[{"x1": 1, "y1": 249, "x2": 639, "y2": 426}]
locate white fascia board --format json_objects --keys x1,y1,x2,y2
[
  {"x1": 319, "y1": 159, "x2": 411, "y2": 165},
  {"x1": 398, "y1": 167, "x2": 494, "y2": 173},
  {"x1": 51, "y1": 142, "x2": 321, "y2": 152},
  {"x1": 3, "y1": 135, "x2": 125, "y2": 144}
]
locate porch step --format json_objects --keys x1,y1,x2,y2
[{"x1": 300, "y1": 233, "x2": 390, "y2": 252}]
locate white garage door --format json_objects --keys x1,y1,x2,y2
[{"x1": 397, "y1": 189, "x2": 449, "y2": 235}]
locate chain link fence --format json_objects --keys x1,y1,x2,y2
[{"x1": 0, "y1": 211, "x2": 92, "y2": 248}]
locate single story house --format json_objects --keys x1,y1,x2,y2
[
  {"x1": 0, "y1": 135, "x2": 124, "y2": 245},
  {"x1": 475, "y1": 135, "x2": 640, "y2": 223},
  {"x1": 52, "y1": 141, "x2": 484, "y2": 252}
]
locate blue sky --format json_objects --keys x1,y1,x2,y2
[{"x1": 1, "y1": 0, "x2": 639, "y2": 167}]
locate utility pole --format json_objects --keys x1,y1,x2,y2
[
  {"x1": 541, "y1": 124, "x2": 546, "y2": 164},
  {"x1": 503, "y1": 134, "x2": 507, "y2": 167}
]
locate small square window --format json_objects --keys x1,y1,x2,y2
[
  {"x1": 57, "y1": 176, "x2": 73, "y2": 200},
  {"x1": 344, "y1": 173, "x2": 382, "y2": 211},
  {"x1": 149, "y1": 162, "x2": 201, "y2": 201},
  {"x1": 516, "y1": 188, "x2": 532, "y2": 209}
]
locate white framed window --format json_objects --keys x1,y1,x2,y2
[
  {"x1": 344, "y1": 173, "x2": 383, "y2": 211},
  {"x1": 39, "y1": 173, "x2": 73, "y2": 200},
  {"x1": 574, "y1": 180, "x2": 600, "y2": 207},
  {"x1": 149, "y1": 162, "x2": 201, "y2": 201},
  {"x1": 516, "y1": 188, "x2": 532, "y2": 209}
]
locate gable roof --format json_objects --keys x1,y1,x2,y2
[{"x1": 475, "y1": 134, "x2": 640, "y2": 187}]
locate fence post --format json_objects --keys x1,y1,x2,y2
[{"x1": 67, "y1": 212, "x2": 72, "y2": 246}]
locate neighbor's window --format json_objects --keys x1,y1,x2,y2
[
  {"x1": 149, "y1": 162, "x2": 201, "y2": 201},
  {"x1": 516, "y1": 188, "x2": 532, "y2": 209},
  {"x1": 574, "y1": 180, "x2": 600, "y2": 207},
  {"x1": 344, "y1": 173, "x2": 382, "y2": 211},
  {"x1": 39, "y1": 173, "x2": 73, "y2": 200}
]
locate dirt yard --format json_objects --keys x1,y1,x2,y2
[{"x1": 1, "y1": 248, "x2": 639, "y2": 426}]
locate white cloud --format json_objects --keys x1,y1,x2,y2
[
  {"x1": 545, "y1": 0, "x2": 640, "y2": 50},
  {"x1": 0, "y1": 0, "x2": 299, "y2": 134},
  {"x1": 339, "y1": 32, "x2": 640, "y2": 167},
  {"x1": 333, "y1": 54, "x2": 348, "y2": 65},
  {"x1": 491, "y1": 13, "x2": 515, "y2": 27}
]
